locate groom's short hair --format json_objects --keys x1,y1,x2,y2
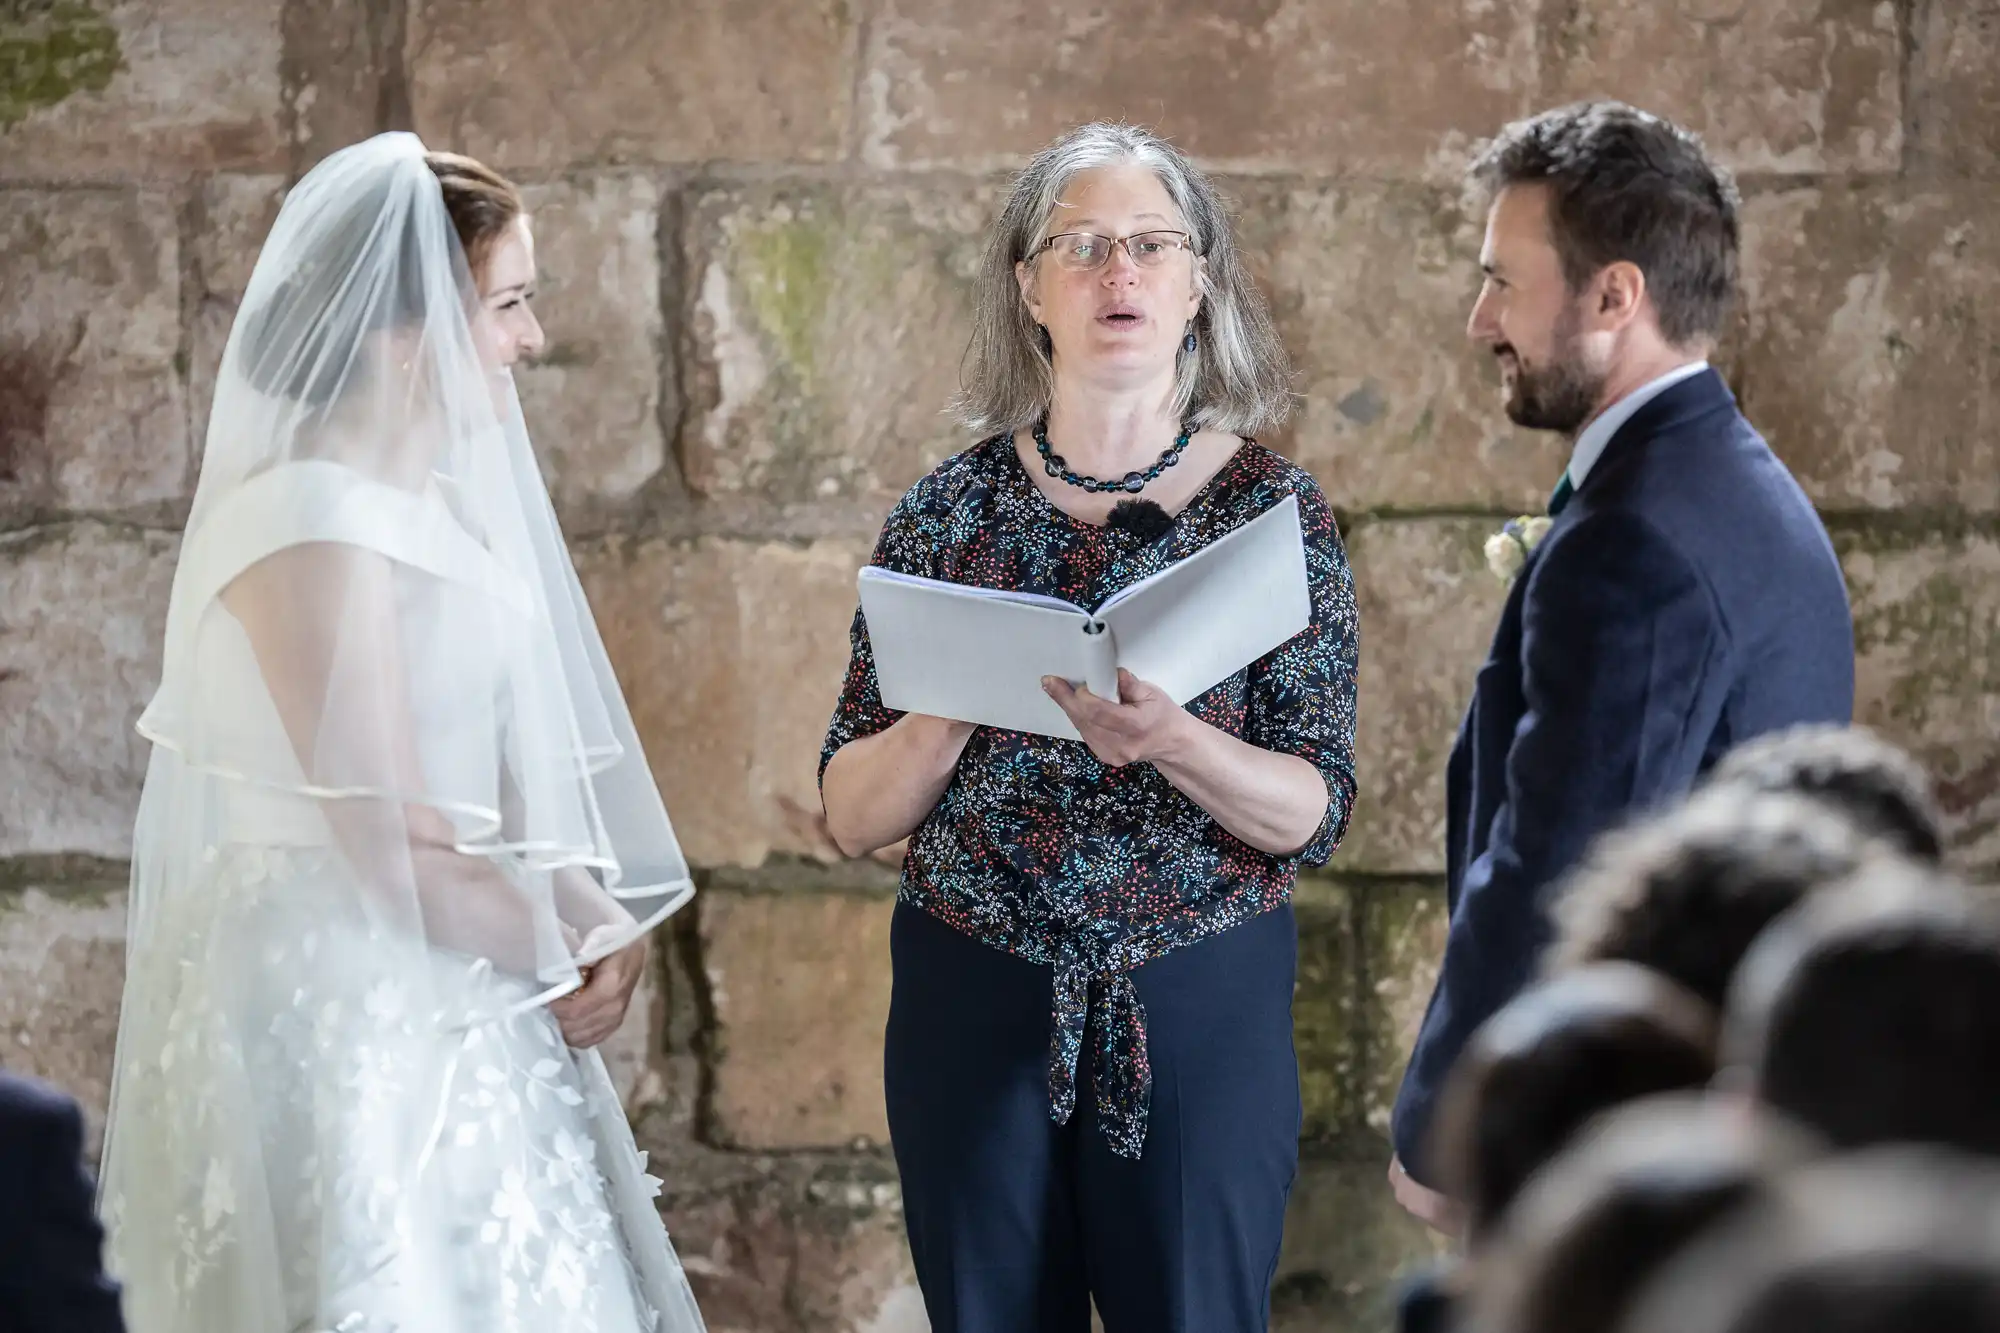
[
  {"x1": 1706, "y1": 725, "x2": 1945, "y2": 864},
  {"x1": 1546, "y1": 789, "x2": 1871, "y2": 1008},
  {"x1": 1472, "y1": 100, "x2": 1740, "y2": 348}
]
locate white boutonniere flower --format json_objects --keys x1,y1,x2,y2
[{"x1": 1485, "y1": 515, "x2": 1554, "y2": 583}]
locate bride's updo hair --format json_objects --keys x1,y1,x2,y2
[
  {"x1": 234, "y1": 147, "x2": 525, "y2": 408},
  {"x1": 423, "y1": 150, "x2": 525, "y2": 282}
]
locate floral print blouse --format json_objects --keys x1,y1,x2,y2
[{"x1": 820, "y1": 434, "x2": 1360, "y2": 1158}]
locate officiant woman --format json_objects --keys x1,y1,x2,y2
[{"x1": 817, "y1": 122, "x2": 1359, "y2": 1333}]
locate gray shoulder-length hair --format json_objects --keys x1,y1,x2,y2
[{"x1": 952, "y1": 122, "x2": 1294, "y2": 437}]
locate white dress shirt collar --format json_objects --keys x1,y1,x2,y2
[{"x1": 1567, "y1": 360, "x2": 1712, "y2": 490}]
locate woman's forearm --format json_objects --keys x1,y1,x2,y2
[
  {"x1": 322, "y1": 801, "x2": 546, "y2": 975},
  {"x1": 821, "y1": 714, "x2": 976, "y2": 858},
  {"x1": 1151, "y1": 714, "x2": 1330, "y2": 857},
  {"x1": 553, "y1": 863, "x2": 641, "y2": 933}
]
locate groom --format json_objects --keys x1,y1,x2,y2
[{"x1": 1386, "y1": 101, "x2": 1855, "y2": 1223}]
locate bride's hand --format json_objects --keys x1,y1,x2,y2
[{"x1": 551, "y1": 925, "x2": 646, "y2": 1050}]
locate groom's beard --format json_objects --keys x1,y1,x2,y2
[{"x1": 1500, "y1": 306, "x2": 1603, "y2": 435}]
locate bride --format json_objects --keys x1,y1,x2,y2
[{"x1": 98, "y1": 132, "x2": 708, "y2": 1332}]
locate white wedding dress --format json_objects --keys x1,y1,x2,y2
[
  {"x1": 100, "y1": 465, "x2": 708, "y2": 1333},
  {"x1": 102, "y1": 132, "x2": 705, "y2": 1333}
]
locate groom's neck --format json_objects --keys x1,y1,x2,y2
[{"x1": 1575, "y1": 345, "x2": 1710, "y2": 441}]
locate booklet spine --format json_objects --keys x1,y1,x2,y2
[{"x1": 1080, "y1": 619, "x2": 1120, "y2": 703}]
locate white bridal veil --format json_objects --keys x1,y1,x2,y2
[
  {"x1": 99, "y1": 132, "x2": 702, "y2": 1330},
  {"x1": 127, "y1": 128, "x2": 692, "y2": 1001}
]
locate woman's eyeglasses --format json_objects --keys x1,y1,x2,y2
[{"x1": 1030, "y1": 230, "x2": 1198, "y2": 272}]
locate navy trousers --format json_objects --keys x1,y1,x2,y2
[{"x1": 884, "y1": 901, "x2": 1302, "y2": 1333}]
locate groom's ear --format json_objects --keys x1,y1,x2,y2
[{"x1": 1593, "y1": 260, "x2": 1647, "y2": 330}]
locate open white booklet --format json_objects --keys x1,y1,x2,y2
[{"x1": 858, "y1": 494, "x2": 1310, "y2": 741}]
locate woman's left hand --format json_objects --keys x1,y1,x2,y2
[
  {"x1": 553, "y1": 926, "x2": 647, "y2": 1049},
  {"x1": 1042, "y1": 669, "x2": 1189, "y2": 768}
]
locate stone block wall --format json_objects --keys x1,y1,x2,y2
[{"x1": 3, "y1": 2, "x2": 1995, "y2": 1329}]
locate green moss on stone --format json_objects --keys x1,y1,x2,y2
[
  {"x1": 719, "y1": 191, "x2": 964, "y2": 498},
  {"x1": 1409, "y1": 404, "x2": 1436, "y2": 444},
  {"x1": 0, "y1": 854, "x2": 127, "y2": 904},
  {"x1": 1291, "y1": 882, "x2": 1451, "y2": 1257},
  {"x1": 1293, "y1": 884, "x2": 1361, "y2": 1144},
  {"x1": 0, "y1": 1, "x2": 124, "y2": 131},
  {"x1": 1846, "y1": 541, "x2": 2000, "y2": 725},
  {"x1": 1356, "y1": 878, "x2": 1449, "y2": 1136},
  {"x1": 736, "y1": 209, "x2": 836, "y2": 393}
]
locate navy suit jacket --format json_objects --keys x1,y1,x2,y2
[
  {"x1": 0, "y1": 1074, "x2": 126, "y2": 1333},
  {"x1": 1389, "y1": 370, "x2": 1855, "y2": 1185}
]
